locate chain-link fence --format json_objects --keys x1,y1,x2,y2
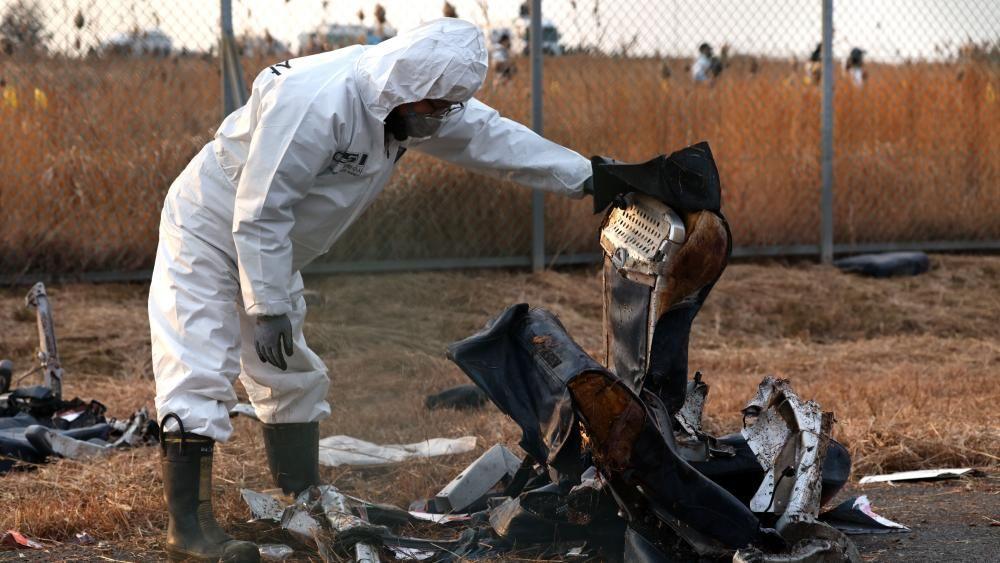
[
  {"x1": 831, "y1": 0, "x2": 1000, "y2": 250},
  {"x1": 526, "y1": 0, "x2": 999, "y2": 262},
  {"x1": 0, "y1": 0, "x2": 220, "y2": 278},
  {"x1": 1, "y1": 1, "x2": 998, "y2": 280}
]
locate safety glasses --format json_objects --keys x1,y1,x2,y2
[{"x1": 426, "y1": 100, "x2": 465, "y2": 118}]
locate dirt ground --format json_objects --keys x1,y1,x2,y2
[
  {"x1": 845, "y1": 478, "x2": 1000, "y2": 562},
  {"x1": 1, "y1": 255, "x2": 998, "y2": 561}
]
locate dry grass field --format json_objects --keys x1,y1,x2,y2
[
  {"x1": 2, "y1": 55, "x2": 998, "y2": 273},
  {"x1": 0, "y1": 255, "x2": 997, "y2": 559}
]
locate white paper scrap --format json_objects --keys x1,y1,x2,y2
[
  {"x1": 859, "y1": 468, "x2": 973, "y2": 484},
  {"x1": 318, "y1": 435, "x2": 477, "y2": 467}
]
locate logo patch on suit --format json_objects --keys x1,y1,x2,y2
[{"x1": 323, "y1": 151, "x2": 369, "y2": 176}]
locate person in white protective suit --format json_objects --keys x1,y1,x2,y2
[{"x1": 148, "y1": 18, "x2": 596, "y2": 562}]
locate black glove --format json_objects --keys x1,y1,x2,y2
[
  {"x1": 589, "y1": 143, "x2": 722, "y2": 215},
  {"x1": 587, "y1": 156, "x2": 618, "y2": 212},
  {"x1": 587, "y1": 158, "x2": 629, "y2": 210},
  {"x1": 255, "y1": 314, "x2": 293, "y2": 371}
]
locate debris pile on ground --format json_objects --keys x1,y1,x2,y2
[
  {"x1": 238, "y1": 144, "x2": 904, "y2": 561},
  {"x1": 241, "y1": 484, "x2": 499, "y2": 562},
  {"x1": 440, "y1": 304, "x2": 861, "y2": 561},
  {"x1": 0, "y1": 283, "x2": 158, "y2": 473}
]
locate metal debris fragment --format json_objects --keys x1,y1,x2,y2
[
  {"x1": 389, "y1": 546, "x2": 435, "y2": 560},
  {"x1": 432, "y1": 444, "x2": 521, "y2": 513},
  {"x1": 407, "y1": 511, "x2": 471, "y2": 524},
  {"x1": 241, "y1": 488, "x2": 285, "y2": 522},
  {"x1": 599, "y1": 192, "x2": 687, "y2": 287},
  {"x1": 674, "y1": 372, "x2": 708, "y2": 436},
  {"x1": 242, "y1": 486, "x2": 387, "y2": 561},
  {"x1": 859, "y1": 468, "x2": 974, "y2": 484},
  {"x1": 258, "y1": 543, "x2": 294, "y2": 561},
  {"x1": 25, "y1": 282, "x2": 64, "y2": 400},
  {"x1": 742, "y1": 376, "x2": 830, "y2": 525},
  {"x1": 0, "y1": 530, "x2": 43, "y2": 549},
  {"x1": 281, "y1": 507, "x2": 322, "y2": 545},
  {"x1": 819, "y1": 495, "x2": 910, "y2": 535},
  {"x1": 316, "y1": 485, "x2": 367, "y2": 532},
  {"x1": 24, "y1": 425, "x2": 112, "y2": 459},
  {"x1": 354, "y1": 542, "x2": 381, "y2": 562}
]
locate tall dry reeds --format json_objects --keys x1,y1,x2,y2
[{"x1": 1, "y1": 55, "x2": 997, "y2": 273}]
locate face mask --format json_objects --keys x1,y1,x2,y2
[{"x1": 401, "y1": 111, "x2": 445, "y2": 140}]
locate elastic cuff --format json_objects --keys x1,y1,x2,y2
[{"x1": 244, "y1": 298, "x2": 293, "y2": 317}]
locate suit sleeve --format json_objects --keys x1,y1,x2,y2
[
  {"x1": 232, "y1": 89, "x2": 337, "y2": 316},
  {"x1": 411, "y1": 98, "x2": 592, "y2": 197}
]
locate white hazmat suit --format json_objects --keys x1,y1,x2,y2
[{"x1": 150, "y1": 19, "x2": 592, "y2": 442}]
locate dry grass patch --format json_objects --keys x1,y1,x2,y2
[{"x1": 0, "y1": 255, "x2": 997, "y2": 554}]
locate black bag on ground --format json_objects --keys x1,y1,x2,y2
[{"x1": 834, "y1": 251, "x2": 930, "y2": 278}]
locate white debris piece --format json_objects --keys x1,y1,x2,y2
[
  {"x1": 390, "y1": 546, "x2": 435, "y2": 560},
  {"x1": 241, "y1": 488, "x2": 285, "y2": 522},
  {"x1": 281, "y1": 508, "x2": 322, "y2": 545},
  {"x1": 408, "y1": 511, "x2": 472, "y2": 524},
  {"x1": 355, "y1": 542, "x2": 381, "y2": 562},
  {"x1": 859, "y1": 468, "x2": 974, "y2": 484},
  {"x1": 434, "y1": 444, "x2": 521, "y2": 512},
  {"x1": 316, "y1": 485, "x2": 366, "y2": 531},
  {"x1": 318, "y1": 435, "x2": 477, "y2": 467},
  {"x1": 259, "y1": 543, "x2": 294, "y2": 561}
]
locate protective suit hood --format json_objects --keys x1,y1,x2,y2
[{"x1": 355, "y1": 18, "x2": 488, "y2": 121}]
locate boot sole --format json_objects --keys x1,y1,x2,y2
[
  {"x1": 166, "y1": 545, "x2": 219, "y2": 562},
  {"x1": 166, "y1": 542, "x2": 260, "y2": 563}
]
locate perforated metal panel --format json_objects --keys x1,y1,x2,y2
[
  {"x1": 611, "y1": 206, "x2": 662, "y2": 257},
  {"x1": 600, "y1": 194, "x2": 686, "y2": 286}
]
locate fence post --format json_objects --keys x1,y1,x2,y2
[
  {"x1": 220, "y1": 0, "x2": 247, "y2": 118},
  {"x1": 530, "y1": 0, "x2": 545, "y2": 272},
  {"x1": 820, "y1": 0, "x2": 835, "y2": 264}
]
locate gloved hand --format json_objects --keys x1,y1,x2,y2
[
  {"x1": 255, "y1": 314, "x2": 293, "y2": 371},
  {"x1": 590, "y1": 155, "x2": 633, "y2": 213},
  {"x1": 581, "y1": 175, "x2": 595, "y2": 196}
]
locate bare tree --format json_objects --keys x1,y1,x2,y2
[{"x1": 0, "y1": 0, "x2": 50, "y2": 56}]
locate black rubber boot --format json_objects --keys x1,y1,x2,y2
[
  {"x1": 161, "y1": 430, "x2": 260, "y2": 562},
  {"x1": 262, "y1": 422, "x2": 321, "y2": 495}
]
